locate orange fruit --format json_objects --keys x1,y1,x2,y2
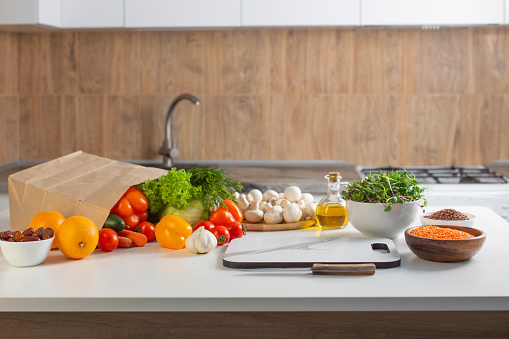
[
  {"x1": 28, "y1": 211, "x2": 66, "y2": 250},
  {"x1": 56, "y1": 216, "x2": 99, "y2": 260}
]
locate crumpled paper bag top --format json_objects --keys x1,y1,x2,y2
[{"x1": 8, "y1": 151, "x2": 167, "y2": 231}]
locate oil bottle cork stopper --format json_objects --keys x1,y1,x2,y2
[{"x1": 329, "y1": 172, "x2": 341, "y2": 182}]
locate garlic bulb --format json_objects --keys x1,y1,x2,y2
[{"x1": 185, "y1": 226, "x2": 217, "y2": 254}]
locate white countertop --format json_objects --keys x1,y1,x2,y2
[{"x1": 0, "y1": 193, "x2": 508, "y2": 312}]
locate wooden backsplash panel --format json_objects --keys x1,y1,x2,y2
[
  {"x1": 1, "y1": 28, "x2": 509, "y2": 166},
  {"x1": 104, "y1": 96, "x2": 141, "y2": 159},
  {"x1": 204, "y1": 31, "x2": 270, "y2": 95},
  {"x1": 399, "y1": 95, "x2": 463, "y2": 166},
  {"x1": 469, "y1": 28, "x2": 509, "y2": 93},
  {"x1": 139, "y1": 96, "x2": 173, "y2": 159},
  {"x1": 19, "y1": 95, "x2": 77, "y2": 159},
  {"x1": 0, "y1": 32, "x2": 18, "y2": 163},
  {"x1": 353, "y1": 29, "x2": 402, "y2": 94},
  {"x1": 403, "y1": 29, "x2": 468, "y2": 94},
  {"x1": 460, "y1": 95, "x2": 505, "y2": 165},
  {"x1": 19, "y1": 33, "x2": 77, "y2": 94},
  {"x1": 203, "y1": 95, "x2": 269, "y2": 159},
  {"x1": 0, "y1": 32, "x2": 17, "y2": 95},
  {"x1": 269, "y1": 94, "x2": 338, "y2": 160},
  {"x1": 141, "y1": 32, "x2": 203, "y2": 94},
  {"x1": 76, "y1": 95, "x2": 105, "y2": 155},
  {"x1": 0, "y1": 96, "x2": 18, "y2": 163}
]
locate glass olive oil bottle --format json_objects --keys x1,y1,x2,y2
[{"x1": 316, "y1": 172, "x2": 348, "y2": 228}]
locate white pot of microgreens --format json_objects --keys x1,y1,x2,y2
[{"x1": 343, "y1": 170, "x2": 427, "y2": 239}]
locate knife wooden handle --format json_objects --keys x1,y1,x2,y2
[{"x1": 311, "y1": 263, "x2": 376, "y2": 276}]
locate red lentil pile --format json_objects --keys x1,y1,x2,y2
[
  {"x1": 424, "y1": 208, "x2": 469, "y2": 221},
  {"x1": 411, "y1": 226, "x2": 475, "y2": 239}
]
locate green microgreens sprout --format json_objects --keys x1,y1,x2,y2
[{"x1": 342, "y1": 169, "x2": 428, "y2": 212}]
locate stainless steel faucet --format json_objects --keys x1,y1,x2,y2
[{"x1": 159, "y1": 93, "x2": 201, "y2": 168}]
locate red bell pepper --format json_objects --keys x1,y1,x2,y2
[{"x1": 110, "y1": 187, "x2": 149, "y2": 230}]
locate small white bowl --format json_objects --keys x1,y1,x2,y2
[
  {"x1": 0, "y1": 236, "x2": 53, "y2": 267},
  {"x1": 421, "y1": 211, "x2": 476, "y2": 227},
  {"x1": 346, "y1": 200, "x2": 420, "y2": 239}
]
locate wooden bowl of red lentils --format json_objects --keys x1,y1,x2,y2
[{"x1": 404, "y1": 225, "x2": 486, "y2": 262}]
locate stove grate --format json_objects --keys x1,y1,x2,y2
[{"x1": 360, "y1": 167, "x2": 508, "y2": 184}]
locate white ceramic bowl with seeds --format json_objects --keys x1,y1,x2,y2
[{"x1": 420, "y1": 210, "x2": 476, "y2": 227}]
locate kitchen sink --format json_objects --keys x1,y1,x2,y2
[{"x1": 0, "y1": 158, "x2": 361, "y2": 194}]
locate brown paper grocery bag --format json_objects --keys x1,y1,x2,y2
[{"x1": 8, "y1": 151, "x2": 167, "y2": 231}]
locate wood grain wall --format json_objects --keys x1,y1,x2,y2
[{"x1": 1, "y1": 27, "x2": 508, "y2": 166}]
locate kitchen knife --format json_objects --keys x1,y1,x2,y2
[{"x1": 237, "y1": 263, "x2": 376, "y2": 276}]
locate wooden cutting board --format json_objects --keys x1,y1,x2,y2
[
  {"x1": 243, "y1": 219, "x2": 317, "y2": 232},
  {"x1": 223, "y1": 237, "x2": 401, "y2": 269}
]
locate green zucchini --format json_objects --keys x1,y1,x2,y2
[{"x1": 103, "y1": 214, "x2": 126, "y2": 233}]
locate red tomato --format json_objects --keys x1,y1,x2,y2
[
  {"x1": 137, "y1": 221, "x2": 156, "y2": 242},
  {"x1": 98, "y1": 228, "x2": 119, "y2": 252},
  {"x1": 225, "y1": 222, "x2": 247, "y2": 240},
  {"x1": 137, "y1": 211, "x2": 148, "y2": 223},
  {"x1": 194, "y1": 221, "x2": 215, "y2": 232},
  {"x1": 210, "y1": 226, "x2": 230, "y2": 245},
  {"x1": 123, "y1": 214, "x2": 140, "y2": 230},
  {"x1": 113, "y1": 197, "x2": 133, "y2": 218},
  {"x1": 124, "y1": 187, "x2": 149, "y2": 213},
  {"x1": 209, "y1": 209, "x2": 236, "y2": 226}
]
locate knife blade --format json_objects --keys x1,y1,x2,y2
[{"x1": 236, "y1": 263, "x2": 376, "y2": 276}]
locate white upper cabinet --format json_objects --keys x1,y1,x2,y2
[
  {"x1": 0, "y1": 0, "x2": 60, "y2": 27},
  {"x1": 242, "y1": 0, "x2": 360, "y2": 27},
  {"x1": 61, "y1": 0, "x2": 123, "y2": 28},
  {"x1": 506, "y1": 0, "x2": 509, "y2": 24},
  {"x1": 0, "y1": 0, "x2": 38, "y2": 25},
  {"x1": 125, "y1": 0, "x2": 241, "y2": 28},
  {"x1": 362, "y1": 0, "x2": 504, "y2": 26}
]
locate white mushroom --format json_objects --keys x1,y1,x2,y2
[
  {"x1": 279, "y1": 192, "x2": 285, "y2": 199},
  {"x1": 283, "y1": 203, "x2": 303, "y2": 223},
  {"x1": 244, "y1": 190, "x2": 264, "y2": 223},
  {"x1": 260, "y1": 200, "x2": 272, "y2": 213},
  {"x1": 277, "y1": 198, "x2": 290, "y2": 207},
  {"x1": 305, "y1": 202, "x2": 317, "y2": 219},
  {"x1": 284, "y1": 186, "x2": 302, "y2": 203},
  {"x1": 248, "y1": 189, "x2": 262, "y2": 203},
  {"x1": 264, "y1": 205, "x2": 284, "y2": 224},
  {"x1": 297, "y1": 200, "x2": 308, "y2": 220},
  {"x1": 262, "y1": 190, "x2": 279, "y2": 202},
  {"x1": 237, "y1": 193, "x2": 250, "y2": 213},
  {"x1": 300, "y1": 193, "x2": 315, "y2": 204}
]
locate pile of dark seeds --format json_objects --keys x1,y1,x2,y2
[{"x1": 424, "y1": 208, "x2": 469, "y2": 221}]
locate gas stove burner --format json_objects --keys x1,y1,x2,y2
[
  {"x1": 360, "y1": 166, "x2": 508, "y2": 184},
  {"x1": 459, "y1": 176, "x2": 480, "y2": 183}
]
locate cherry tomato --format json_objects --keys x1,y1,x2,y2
[
  {"x1": 123, "y1": 214, "x2": 140, "y2": 230},
  {"x1": 113, "y1": 197, "x2": 133, "y2": 218},
  {"x1": 137, "y1": 221, "x2": 156, "y2": 242},
  {"x1": 98, "y1": 228, "x2": 119, "y2": 252},
  {"x1": 194, "y1": 221, "x2": 215, "y2": 232},
  {"x1": 225, "y1": 221, "x2": 247, "y2": 240},
  {"x1": 209, "y1": 209, "x2": 236, "y2": 226},
  {"x1": 210, "y1": 226, "x2": 230, "y2": 245},
  {"x1": 137, "y1": 211, "x2": 148, "y2": 223},
  {"x1": 124, "y1": 187, "x2": 149, "y2": 213},
  {"x1": 218, "y1": 199, "x2": 243, "y2": 223}
]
